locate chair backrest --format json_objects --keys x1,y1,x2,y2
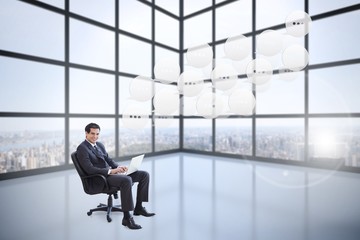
[
  {"x1": 71, "y1": 151, "x2": 87, "y2": 177},
  {"x1": 71, "y1": 151, "x2": 93, "y2": 194},
  {"x1": 71, "y1": 151, "x2": 115, "y2": 195}
]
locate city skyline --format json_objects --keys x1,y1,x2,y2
[{"x1": 2, "y1": 125, "x2": 360, "y2": 174}]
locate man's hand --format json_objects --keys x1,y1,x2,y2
[
  {"x1": 109, "y1": 166, "x2": 128, "y2": 174},
  {"x1": 117, "y1": 166, "x2": 128, "y2": 173}
]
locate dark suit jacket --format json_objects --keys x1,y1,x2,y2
[{"x1": 77, "y1": 140, "x2": 118, "y2": 193}]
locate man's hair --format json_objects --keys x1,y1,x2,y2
[{"x1": 85, "y1": 123, "x2": 101, "y2": 133}]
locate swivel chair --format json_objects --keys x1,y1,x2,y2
[{"x1": 71, "y1": 151, "x2": 122, "y2": 222}]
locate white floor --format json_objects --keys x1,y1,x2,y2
[{"x1": 1, "y1": 153, "x2": 360, "y2": 240}]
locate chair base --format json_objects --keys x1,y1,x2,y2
[{"x1": 87, "y1": 194, "x2": 122, "y2": 222}]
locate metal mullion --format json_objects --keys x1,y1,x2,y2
[
  {"x1": 304, "y1": 4, "x2": 310, "y2": 240},
  {"x1": 311, "y1": 3, "x2": 360, "y2": 21},
  {"x1": 304, "y1": 0, "x2": 309, "y2": 164},
  {"x1": 115, "y1": 0, "x2": 120, "y2": 158},
  {"x1": 19, "y1": 0, "x2": 64, "y2": 14},
  {"x1": 252, "y1": 0, "x2": 256, "y2": 158},
  {"x1": 0, "y1": 50, "x2": 65, "y2": 67},
  {"x1": 137, "y1": 0, "x2": 179, "y2": 20},
  {"x1": 151, "y1": 0, "x2": 156, "y2": 153},
  {"x1": 64, "y1": 0, "x2": 70, "y2": 165},
  {"x1": 212, "y1": 0, "x2": 216, "y2": 153},
  {"x1": 179, "y1": 0, "x2": 184, "y2": 150}
]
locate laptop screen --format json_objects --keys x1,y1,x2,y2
[{"x1": 126, "y1": 154, "x2": 144, "y2": 175}]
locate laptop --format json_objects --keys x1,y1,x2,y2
[{"x1": 125, "y1": 154, "x2": 144, "y2": 175}]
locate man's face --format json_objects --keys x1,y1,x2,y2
[{"x1": 86, "y1": 128, "x2": 100, "y2": 144}]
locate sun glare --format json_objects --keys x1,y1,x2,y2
[{"x1": 313, "y1": 131, "x2": 337, "y2": 158}]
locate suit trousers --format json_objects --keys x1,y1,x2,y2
[{"x1": 106, "y1": 170, "x2": 150, "y2": 212}]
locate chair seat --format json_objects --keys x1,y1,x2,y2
[{"x1": 71, "y1": 151, "x2": 123, "y2": 223}]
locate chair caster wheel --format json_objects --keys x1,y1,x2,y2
[
  {"x1": 87, "y1": 211, "x2": 92, "y2": 216},
  {"x1": 107, "y1": 216, "x2": 112, "y2": 222}
]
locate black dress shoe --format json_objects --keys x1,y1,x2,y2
[
  {"x1": 122, "y1": 217, "x2": 142, "y2": 230},
  {"x1": 133, "y1": 207, "x2": 155, "y2": 217}
]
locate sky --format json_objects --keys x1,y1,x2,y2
[{"x1": 0, "y1": 0, "x2": 359, "y2": 132}]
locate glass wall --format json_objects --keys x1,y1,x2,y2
[
  {"x1": 0, "y1": 0, "x2": 179, "y2": 177},
  {"x1": 182, "y1": 0, "x2": 360, "y2": 171},
  {"x1": 1, "y1": 0, "x2": 360, "y2": 178},
  {"x1": 256, "y1": 118, "x2": 304, "y2": 161},
  {"x1": 0, "y1": 118, "x2": 65, "y2": 173},
  {"x1": 215, "y1": 118, "x2": 252, "y2": 156}
]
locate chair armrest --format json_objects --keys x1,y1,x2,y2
[{"x1": 81, "y1": 174, "x2": 110, "y2": 190}]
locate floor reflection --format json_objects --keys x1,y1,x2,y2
[{"x1": 0, "y1": 153, "x2": 360, "y2": 240}]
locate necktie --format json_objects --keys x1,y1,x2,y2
[
  {"x1": 94, "y1": 145, "x2": 102, "y2": 154},
  {"x1": 94, "y1": 145, "x2": 108, "y2": 166}
]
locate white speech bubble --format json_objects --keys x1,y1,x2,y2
[
  {"x1": 153, "y1": 88, "x2": 179, "y2": 115},
  {"x1": 282, "y1": 44, "x2": 309, "y2": 71},
  {"x1": 122, "y1": 104, "x2": 150, "y2": 129},
  {"x1": 246, "y1": 58, "x2": 273, "y2": 85},
  {"x1": 228, "y1": 89, "x2": 256, "y2": 116},
  {"x1": 129, "y1": 76, "x2": 154, "y2": 101},
  {"x1": 285, "y1": 10, "x2": 312, "y2": 37},
  {"x1": 257, "y1": 30, "x2": 284, "y2": 56},
  {"x1": 154, "y1": 58, "x2": 180, "y2": 83},
  {"x1": 178, "y1": 70, "x2": 205, "y2": 97},
  {"x1": 211, "y1": 64, "x2": 238, "y2": 91},
  {"x1": 224, "y1": 35, "x2": 251, "y2": 61},
  {"x1": 196, "y1": 88, "x2": 224, "y2": 119},
  {"x1": 186, "y1": 44, "x2": 213, "y2": 68}
]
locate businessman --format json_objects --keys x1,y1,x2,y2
[{"x1": 77, "y1": 123, "x2": 155, "y2": 230}]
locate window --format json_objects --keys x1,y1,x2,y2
[
  {"x1": 1, "y1": 0, "x2": 360, "y2": 178},
  {"x1": 119, "y1": 76, "x2": 152, "y2": 115},
  {"x1": 256, "y1": 0, "x2": 303, "y2": 30},
  {"x1": 256, "y1": 71, "x2": 305, "y2": 114},
  {"x1": 70, "y1": 0, "x2": 114, "y2": 26},
  {"x1": 119, "y1": 0, "x2": 151, "y2": 39},
  {"x1": 184, "y1": 11, "x2": 212, "y2": 49},
  {"x1": 0, "y1": 57, "x2": 64, "y2": 113},
  {"x1": 0, "y1": 118, "x2": 65, "y2": 173},
  {"x1": 216, "y1": 0, "x2": 252, "y2": 40},
  {"x1": 256, "y1": 118, "x2": 304, "y2": 161},
  {"x1": 155, "y1": 0, "x2": 179, "y2": 16},
  {"x1": 309, "y1": 118, "x2": 360, "y2": 167},
  {"x1": 70, "y1": 18, "x2": 115, "y2": 70},
  {"x1": 70, "y1": 68, "x2": 115, "y2": 114},
  {"x1": 184, "y1": 0, "x2": 212, "y2": 16},
  {"x1": 119, "y1": 34, "x2": 152, "y2": 77},
  {"x1": 216, "y1": 118, "x2": 252, "y2": 155},
  {"x1": 156, "y1": 10, "x2": 179, "y2": 49},
  {"x1": 0, "y1": 0, "x2": 64, "y2": 60},
  {"x1": 155, "y1": 119, "x2": 179, "y2": 151},
  {"x1": 119, "y1": 119, "x2": 152, "y2": 157},
  {"x1": 309, "y1": 10, "x2": 360, "y2": 64},
  {"x1": 309, "y1": 0, "x2": 360, "y2": 15},
  {"x1": 309, "y1": 64, "x2": 360, "y2": 113},
  {"x1": 184, "y1": 119, "x2": 212, "y2": 151}
]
